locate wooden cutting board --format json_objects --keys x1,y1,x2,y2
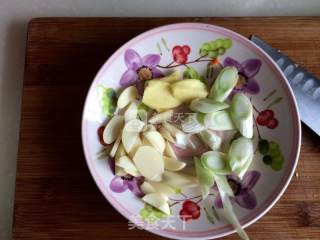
[{"x1": 13, "y1": 17, "x2": 320, "y2": 240}]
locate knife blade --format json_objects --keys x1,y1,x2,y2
[{"x1": 250, "y1": 35, "x2": 320, "y2": 136}]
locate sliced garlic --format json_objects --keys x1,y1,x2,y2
[
  {"x1": 117, "y1": 86, "x2": 138, "y2": 109},
  {"x1": 124, "y1": 169, "x2": 140, "y2": 177},
  {"x1": 124, "y1": 101, "x2": 139, "y2": 122},
  {"x1": 151, "y1": 174, "x2": 162, "y2": 182},
  {"x1": 148, "y1": 110, "x2": 173, "y2": 124},
  {"x1": 149, "y1": 181, "x2": 176, "y2": 196},
  {"x1": 122, "y1": 118, "x2": 144, "y2": 154},
  {"x1": 122, "y1": 130, "x2": 140, "y2": 153},
  {"x1": 140, "y1": 181, "x2": 156, "y2": 195},
  {"x1": 115, "y1": 166, "x2": 127, "y2": 176},
  {"x1": 124, "y1": 119, "x2": 145, "y2": 132},
  {"x1": 175, "y1": 132, "x2": 196, "y2": 149},
  {"x1": 159, "y1": 126, "x2": 175, "y2": 143},
  {"x1": 103, "y1": 115, "x2": 124, "y2": 144},
  {"x1": 116, "y1": 155, "x2": 140, "y2": 177},
  {"x1": 115, "y1": 143, "x2": 126, "y2": 161},
  {"x1": 143, "y1": 124, "x2": 156, "y2": 132},
  {"x1": 142, "y1": 130, "x2": 165, "y2": 153},
  {"x1": 162, "y1": 122, "x2": 184, "y2": 138},
  {"x1": 141, "y1": 181, "x2": 176, "y2": 196},
  {"x1": 142, "y1": 136, "x2": 153, "y2": 146},
  {"x1": 162, "y1": 171, "x2": 198, "y2": 189},
  {"x1": 164, "y1": 141, "x2": 178, "y2": 159},
  {"x1": 109, "y1": 133, "x2": 122, "y2": 158},
  {"x1": 142, "y1": 193, "x2": 170, "y2": 215},
  {"x1": 128, "y1": 136, "x2": 142, "y2": 159},
  {"x1": 164, "y1": 156, "x2": 186, "y2": 171},
  {"x1": 132, "y1": 146, "x2": 164, "y2": 181}
]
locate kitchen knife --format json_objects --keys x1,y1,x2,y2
[{"x1": 250, "y1": 35, "x2": 320, "y2": 136}]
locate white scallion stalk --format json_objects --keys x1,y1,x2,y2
[
  {"x1": 189, "y1": 98, "x2": 229, "y2": 113},
  {"x1": 162, "y1": 122, "x2": 184, "y2": 137},
  {"x1": 228, "y1": 137, "x2": 254, "y2": 179},
  {"x1": 148, "y1": 110, "x2": 173, "y2": 124},
  {"x1": 230, "y1": 93, "x2": 253, "y2": 138},
  {"x1": 124, "y1": 101, "x2": 139, "y2": 122},
  {"x1": 213, "y1": 173, "x2": 249, "y2": 239},
  {"x1": 201, "y1": 151, "x2": 231, "y2": 176},
  {"x1": 198, "y1": 130, "x2": 222, "y2": 150},
  {"x1": 218, "y1": 189, "x2": 249, "y2": 240},
  {"x1": 209, "y1": 67, "x2": 238, "y2": 102},
  {"x1": 236, "y1": 155, "x2": 253, "y2": 179},
  {"x1": 213, "y1": 174, "x2": 234, "y2": 197},
  {"x1": 194, "y1": 157, "x2": 215, "y2": 199},
  {"x1": 181, "y1": 113, "x2": 206, "y2": 133},
  {"x1": 175, "y1": 132, "x2": 196, "y2": 149},
  {"x1": 204, "y1": 110, "x2": 235, "y2": 131}
]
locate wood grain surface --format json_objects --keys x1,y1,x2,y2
[{"x1": 13, "y1": 17, "x2": 320, "y2": 240}]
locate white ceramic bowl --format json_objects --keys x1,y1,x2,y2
[{"x1": 82, "y1": 23, "x2": 301, "y2": 239}]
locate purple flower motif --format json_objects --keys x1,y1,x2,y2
[
  {"x1": 120, "y1": 49, "x2": 162, "y2": 87},
  {"x1": 224, "y1": 57, "x2": 261, "y2": 94},
  {"x1": 214, "y1": 171, "x2": 261, "y2": 210},
  {"x1": 109, "y1": 175, "x2": 144, "y2": 198}
]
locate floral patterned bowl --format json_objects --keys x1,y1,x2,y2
[{"x1": 81, "y1": 23, "x2": 301, "y2": 239}]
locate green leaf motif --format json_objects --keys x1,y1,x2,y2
[
  {"x1": 139, "y1": 204, "x2": 170, "y2": 223},
  {"x1": 199, "y1": 38, "x2": 232, "y2": 57},
  {"x1": 161, "y1": 37, "x2": 170, "y2": 51},
  {"x1": 204, "y1": 207, "x2": 215, "y2": 224},
  {"x1": 97, "y1": 85, "x2": 117, "y2": 117},
  {"x1": 204, "y1": 205, "x2": 220, "y2": 224},
  {"x1": 156, "y1": 42, "x2": 162, "y2": 55}
]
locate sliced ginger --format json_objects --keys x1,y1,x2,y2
[{"x1": 142, "y1": 81, "x2": 181, "y2": 110}]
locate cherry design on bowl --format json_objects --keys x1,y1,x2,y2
[
  {"x1": 256, "y1": 109, "x2": 278, "y2": 129},
  {"x1": 179, "y1": 200, "x2": 201, "y2": 222},
  {"x1": 172, "y1": 45, "x2": 191, "y2": 64},
  {"x1": 254, "y1": 90, "x2": 283, "y2": 129},
  {"x1": 97, "y1": 126, "x2": 109, "y2": 146}
]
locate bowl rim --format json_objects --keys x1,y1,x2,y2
[{"x1": 81, "y1": 22, "x2": 301, "y2": 239}]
